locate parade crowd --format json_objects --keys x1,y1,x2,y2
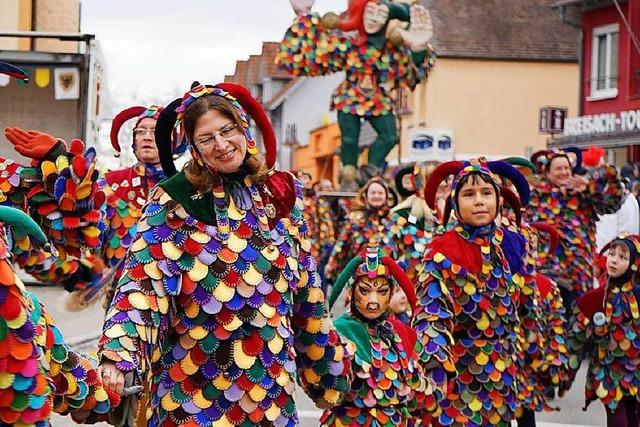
[
  {"x1": 0, "y1": 1, "x2": 639, "y2": 426},
  {"x1": 1, "y1": 59, "x2": 640, "y2": 427}
]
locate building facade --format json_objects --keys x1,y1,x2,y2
[
  {"x1": 551, "y1": 0, "x2": 640, "y2": 165},
  {"x1": 0, "y1": 0, "x2": 107, "y2": 162}
]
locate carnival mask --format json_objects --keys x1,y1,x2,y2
[{"x1": 353, "y1": 276, "x2": 391, "y2": 320}]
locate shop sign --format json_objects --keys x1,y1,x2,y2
[{"x1": 564, "y1": 109, "x2": 640, "y2": 136}]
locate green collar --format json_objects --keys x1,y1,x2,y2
[
  {"x1": 333, "y1": 312, "x2": 372, "y2": 364},
  {"x1": 158, "y1": 171, "x2": 217, "y2": 225}
]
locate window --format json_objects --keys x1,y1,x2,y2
[{"x1": 590, "y1": 23, "x2": 619, "y2": 100}]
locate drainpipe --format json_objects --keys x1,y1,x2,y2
[{"x1": 559, "y1": 5, "x2": 584, "y2": 116}]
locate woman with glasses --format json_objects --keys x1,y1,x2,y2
[{"x1": 97, "y1": 82, "x2": 354, "y2": 426}]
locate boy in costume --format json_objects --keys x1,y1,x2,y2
[
  {"x1": 563, "y1": 234, "x2": 640, "y2": 427},
  {"x1": 322, "y1": 243, "x2": 430, "y2": 426}
]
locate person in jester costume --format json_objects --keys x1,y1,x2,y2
[
  {"x1": 92, "y1": 102, "x2": 187, "y2": 310},
  {"x1": 324, "y1": 176, "x2": 396, "y2": 285},
  {"x1": 563, "y1": 233, "x2": 640, "y2": 427},
  {"x1": 501, "y1": 184, "x2": 569, "y2": 427},
  {"x1": 0, "y1": 204, "x2": 120, "y2": 425},
  {"x1": 386, "y1": 161, "x2": 440, "y2": 282},
  {"x1": 277, "y1": 0, "x2": 437, "y2": 190},
  {"x1": 528, "y1": 147, "x2": 624, "y2": 312},
  {"x1": 97, "y1": 81, "x2": 354, "y2": 426},
  {"x1": 413, "y1": 158, "x2": 531, "y2": 426},
  {"x1": 0, "y1": 63, "x2": 107, "y2": 297},
  {"x1": 321, "y1": 242, "x2": 430, "y2": 426}
]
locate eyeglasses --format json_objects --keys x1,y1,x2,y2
[
  {"x1": 133, "y1": 128, "x2": 155, "y2": 137},
  {"x1": 193, "y1": 123, "x2": 239, "y2": 148}
]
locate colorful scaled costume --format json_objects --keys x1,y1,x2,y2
[
  {"x1": 0, "y1": 204, "x2": 117, "y2": 426},
  {"x1": 98, "y1": 83, "x2": 353, "y2": 426},
  {"x1": 500, "y1": 159, "x2": 570, "y2": 417},
  {"x1": 321, "y1": 244, "x2": 429, "y2": 426},
  {"x1": 96, "y1": 104, "x2": 185, "y2": 309},
  {"x1": 296, "y1": 173, "x2": 335, "y2": 269},
  {"x1": 277, "y1": 0, "x2": 436, "y2": 185},
  {"x1": 324, "y1": 176, "x2": 395, "y2": 283},
  {"x1": 414, "y1": 159, "x2": 530, "y2": 426},
  {"x1": 528, "y1": 224, "x2": 570, "y2": 398},
  {"x1": 528, "y1": 147, "x2": 624, "y2": 299},
  {"x1": 565, "y1": 234, "x2": 640, "y2": 415},
  {"x1": 386, "y1": 162, "x2": 438, "y2": 282}
]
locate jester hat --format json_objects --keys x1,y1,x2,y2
[
  {"x1": 0, "y1": 61, "x2": 28, "y2": 82},
  {"x1": 0, "y1": 205, "x2": 50, "y2": 250},
  {"x1": 530, "y1": 146, "x2": 582, "y2": 174},
  {"x1": 424, "y1": 158, "x2": 530, "y2": 224},
  {"x1": 156, "y1": 82, "x2": 276, "y2": 177},
  {"x1": 109, "y1": 105, "x2": 174, "y2": 157},
  {"x1": 394, "y1": 164, "x2": 417, "y2": 198},
  {"x1": 503, "y1": 157, "x2": 536, "y2": 177},
  {"x1": 328, "y1": 243, "x2": 417, "y2": 312}
]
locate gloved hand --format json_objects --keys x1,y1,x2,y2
[{"x1": 4, "y1": 127, "x2": 66, "y2": 160}]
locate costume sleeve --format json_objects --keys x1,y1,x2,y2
[
  {"x1": 276, "y1": 13, "x2": 348, "y2": 76},
  {"x1": 538, "y1": 282, "x2": 570, "y2": 388},
  {"x1": 97, "y1": 193, "x2": 172, "y2": 380},
  {"x1": 25, "y1": 142, "x2": 105, "y2": 257},
  {"x1": 0, "y1": 242, "x2": 116, "y2": 425},
  {"x1": 564, "y1": 305, "x2": 592, "y2": 387},
  {"x1": 412, "y1": 251, "x2": 456, "y2": 416},
  {"x1": 34, "y1": 295, "x2": 119, "y2": 423},
  {"x1": 586, "y1": 165, "x2": 624, "y2": 215},
  {"x1": 289, "y1": 181, "x2": 354, "y2": 407}
]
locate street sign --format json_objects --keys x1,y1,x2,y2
[{"x1": 539, "y1": 106, "x2": 568, "y2": 134}]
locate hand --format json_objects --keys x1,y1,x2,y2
[
  {"x1": 98, "y1": 362, "x2": 126, "y2": 396},
  {"x1": 4, "y1": 127, "x2": 63, "y2": 160},
  {"x1": 566, "y1": 175, "x2": 589, "y2": 193},
  {"x1": 393, "y1": 5, "x2": 433, "y2": 52},
  {"x1": 290, "y1": 0, "x2": 314, "y2": 16}
]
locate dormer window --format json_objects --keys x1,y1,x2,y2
[{"x1": 590, "y1": 23, "x2": 619, "y2": 100}]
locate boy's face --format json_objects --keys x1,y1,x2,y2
[
  {"x1": 353, "y1": 277, "x2": 391, "y2": 320},
  {"x1": 456, "y1": 176, "x2": 497, "y2": 227},
  {"x1": 607, "y1": 244, "x2": 631, "y2": 278}
]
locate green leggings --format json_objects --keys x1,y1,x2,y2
[{"x1": 337, "y1": 111, "x2": 398, "y2": 167}]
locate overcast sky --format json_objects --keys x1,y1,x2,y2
[{"x1": 81, "y1": 0, "x2": 346, "y2": 110}]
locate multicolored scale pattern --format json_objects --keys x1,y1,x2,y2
[
  {"x1": 0, "y1": 227, "x2": 117, "y2": 426},
  {"x1": 24, "y1": 140, "x2": 105, "y2": 259},
  {"x1": 528, "y1": 166, "x2": 623, "y2": 295},
  {"x1": 535, "y1": 274, "x2": 569, "y2": 392},
  {"x1": 98, "y1": 179, "x2": 353, "y2": 426},
  {"x1": 99, "y1": 164, "x2": 153, "y2": 308},
  {"x1": 325, "y1": 208, "x2": 390, "y2": 284},
  {"x1": 385, "y1": 208, "x2": 434, "y2": 283},
  {"x1": 321, "y1": 314, "x2": 426, "y2": 427},
  {"x1": 414, "y1": 226, "x2": 524, "y2": 426},
  {"x1": 514, "y1": 226, "x2": 551, "y2": 414},
  {"x1": 567, "y1": 282, "x2": 640, "y2": 411},
  {"x1": 301, "y1": 193, "x2": 335, "y2": 262},
  {"x1": 276, "y1": 14, "x2": 436, "y2": 117},
  {"x1": 0, "y1": 144, "x2": 107, "y2": 293}
]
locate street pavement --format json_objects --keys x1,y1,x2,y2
[{"x1": 31, "y1": 285, "x2": 606, "y2": 427}]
